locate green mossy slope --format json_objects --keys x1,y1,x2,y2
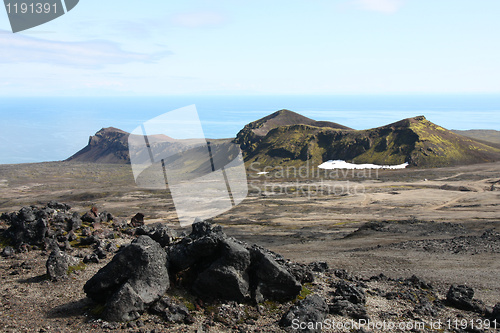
[{"x1": 241, "y1": 115, "x2": 500, "y2": 168}]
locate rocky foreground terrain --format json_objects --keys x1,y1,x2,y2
[{"x1": 1, "y1": 203, "x2": 499, "y2": 332}]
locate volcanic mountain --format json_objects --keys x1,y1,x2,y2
[
  {"x1": 235, "y1": 109, "x2": 352, "y2": 154},
  {"x1": 67, "y1": 127, "x2": 178, "y2": 164},
  {"x1": 67, "y1": 111, "x2": 500, "y2": 168},
  {"x1": 67, "y1": 127, "x2": 131, "y2": 164},
  {"x1": 237, "y1": 114, "x2": 500, "y2": 168},
  {"x1": 66, "y1": 127, "x2": 233, "y2": 168}
]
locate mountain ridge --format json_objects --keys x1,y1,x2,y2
[
  {"x1": 235, "y1": 109, "x2": 352, "y2": 155},
  {"x1": 66, "y1": 112, "x2": 500, "y2": 168},
  {"x1": 67, "y1": 127, "x2": 130, "y2": 164},
  {"x1": 452, "y1": 129, "x2": 500, "y2": 147},
  {"x1": 240, "y1": 114, "x2": 500, "y2": 168}
]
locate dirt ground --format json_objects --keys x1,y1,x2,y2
[{"x1": 0, "y1": 161, "x2": 499, "y2": 331}]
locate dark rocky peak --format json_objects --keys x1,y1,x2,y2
[
  {"x1": 235, "y1": 109, "x2": 352, "y2": 154},
  {"x1": 66, "y1": 127, "x2": 131, "y2": 164}
]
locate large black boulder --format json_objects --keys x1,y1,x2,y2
[
  {"x1": 167, "y1": 221, "x2": 302, "y2": 303},
  {"x1": 192, "y1": 238, "x2": 251, "y2": 302},
  {"x1": 249, "y1": 245, "x2": 302, "y2": 302},
  {"x1": 84, "y1": 236, "x2": 169, "y2": 321},
  {"x1": 167, "y1": 221, "x2": 225, "y2": 272},
  {"x1": 84, "y1": 221, "x2": 304, "y2": 322}
]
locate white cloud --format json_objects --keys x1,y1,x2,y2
[
  {"x1": 0, "y1": 30, "x2": 171, "y2": 68},
  {"x1": 356, "y1": 0, "x2": 405, "y2": 14},
  {"x1": 172, "y1": 11, "x2": 226, "y2": 28}
]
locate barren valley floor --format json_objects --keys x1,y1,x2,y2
[{"x1": 0, "y1": 161, "x2": 500, "y2": 331}]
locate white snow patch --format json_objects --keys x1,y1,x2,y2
[{"x1": 318, "y1": 160, "x2": 409, "y2": 170}]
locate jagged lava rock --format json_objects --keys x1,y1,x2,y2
[
  {"x1": 135, "y1": 223, "x2": 177, "y2": 247},
  {"x1": 446, "y1": 285, "x2": 475, "y2": 311},
  {"x1": 2, "y1": 203, "x2": 85, "y2": 248},
  {"x1": 168, "y1": 221, "x2": 302, "y2": 303},
  {"x1": 192, "y1": 237, "x2": 251, "y2": 302},
  {"x1": 84, "y1": 221, "x2": 304, "y2": 322},
  {"x1": 84, "y1": 236, "x2": 169, "y2": 321},
  {"x1": 46, "y1": 248, "x2": 80, "y2": 281},
  {"x1": 150, "y1": 296, "x2": 194, "y2": 324},
  {"x1": 130, "y1": 213, "x2": 145, "y2": 227},
  {"x1": 279, "y1": 294, "x2": 329, "y2": 333},
  {"x1": 249, "y1": 245, "x2": 302, "y2": 302},
  {"x1": 329, "y1": 281, "x2": 369, "y2": 319},
  {"x1": 167, "y1": 221, "x2": 226, "y2": 272},
  {"x1": 4, "y1": 207, "x2": 48, "y2": 247},
  {"x1": 332, "y1": 280, "x2": 366, "y2": 305}
]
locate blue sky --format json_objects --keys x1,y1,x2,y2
[{"x1": 1, "y1": 0, "x2": 500, "y2": 96}]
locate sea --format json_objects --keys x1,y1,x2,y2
[{"x1": 1, "y1": 94, "x2": 500, "y2": 165}]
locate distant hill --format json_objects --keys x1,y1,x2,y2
[
  {"x1": 67, "y1": 112, "x2": 500, "y2": 168},
  {"x1": 452, "y1": 130, "x2": 500, "y2": 147},
  {"x1": 66, "y1": 127, "x2": 233, "y2": 167},
  {"x1": 67, "y1": 127, "x2": 180, "y2": 164},
  {"x1": 67, "y1": 127, "x2": 130, "y2": 164},
  {"x1": 235, "y1": 109, "x2": 352, "y2": 154},
  {"x1": 239, "y1": 115, "x2": 500, "y2": 168}
]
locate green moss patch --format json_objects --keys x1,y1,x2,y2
[{"x1": 67, "y1": 262, "x2": 86, "y2": 275}]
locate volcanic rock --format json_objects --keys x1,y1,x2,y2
[
  {"x1": 135, "y1": 223, "x2": 177, "y2": 247},
  {"x1": 150, "y1": 296, "x2": 194, "y2": 324},
  {"x1": 249, "y1": 245, "x2": 302, "y2": 302},
  {"x1": 4, "y1": 208, "x2": 48, "y2": 247},
  {"x1": 84, "y1": 236, "x2": 169, "y2": 321},
  {"x1": 1, "y1": 246, "x2": 15, "y2": 258},
  {"x1": 46, "y1": 248, "x2": 80, "y2": 281},
  {"x1": 492, "y1": 303, "x2": 500, "y2": 321},
  {"x1": 446, "y1": 285, "x2": 475, "y2": 311},
  {"x1": 329, "y1": 281, "x2": 369, "y2": 319},
  {"x1": 192, "y1": 237, "x2": 251, "y2": 302},
  {"x1": 130, "y1": 213, "x2": 145, "y2": 227},
  {"x1": 332, "y1": 280, "x2": 366, "y2": 305},
  {"x1": 168, "y1": 221, "x2": 302, "y2": 303},
  {"x1": 280, "y1": 294, "x2": 329, "y2": 333}
]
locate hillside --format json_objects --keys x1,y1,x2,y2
[
  {"x1": 67, "y1": 112, "x2": 500, "y2": 168},
  {"x1": 452, "y1": 129, "x2": 500, "y2": 147},
  {"x1": 68, "y1": 111, "x2": 352, "y2": 165},
  {"x1": 66, "y1": 127, "x2": 130, "y2": 164},
  {"x1": 234, "y1": 109, "x2": 352, "y2": 154},
  {"x1": 67, "y1": 127, "x2": 235, "y2": 171},
  {"x1": 241, "y1": 115, "x2": 500, "y2": 168}
]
